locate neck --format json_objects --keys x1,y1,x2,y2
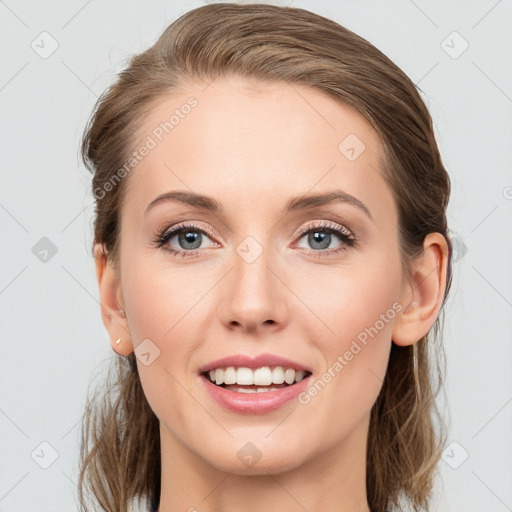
[{"x1": 156, "y1": 415, "x2": 371, "y2": 512}]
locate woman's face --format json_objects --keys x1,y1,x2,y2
[{"x1": 115, "y1": 76, "x2": 407, "y2": 473}]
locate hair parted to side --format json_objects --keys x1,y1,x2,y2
[{"x1": 78, "y1": 3, "x2": 453, "y2": 512}]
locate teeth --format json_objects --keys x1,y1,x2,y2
[
  {"x1": 237, "y1": 367, "x2": 254, "y2": 385},
  {"x1": 223, "y1": 366, "x2": 237, "y2": 385},
  {"x1": 206, "y1": 366, "x2": 309, "y2": 386},
  {"x1": 253, "y1": 367, "x2": 272, "y2": 386},
  {"x1": 284, "y1": 368, "x2": 295, "y2": 385},
  {"x1": 295, "y1": 370, "x2": 306, "y2": 382},
  {"x1": 228, "y1": 387, "x2": 270, "y2": 393},
  {"x1": 228, "y1": 386, "x2": 275, "y2": 393},
  {"x1": 272, "y1": 366, "x2": 285, "y2": 384}
]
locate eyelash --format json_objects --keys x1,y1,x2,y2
[{"x1": 151, "y1": 220, "x2": 357, "y2": 259}]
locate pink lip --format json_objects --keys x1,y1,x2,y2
[
  {"x1": 199, "y1": 373, "x2": 312, "y2": 414},
  {"x1": 198, "y1": 353, "x2": 312, "y2": 373}
]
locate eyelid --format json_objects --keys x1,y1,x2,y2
[
  {"x1": 160, "y1": 220, "x2": 218, "y2": 241},
  {"x1": 293, "y1": 219, "x2": 354, "y2": 240}
]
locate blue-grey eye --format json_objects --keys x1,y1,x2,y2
[
  {"x1": 175, "y1": 229, "x2": 202, "y2": 250},
  {"x1": 308, "y1": 231, "x2": 332, "y2": 250}
]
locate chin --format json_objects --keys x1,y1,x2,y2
[{"x1": 199, "y1": 439, "x2": 311, "y2": 476}]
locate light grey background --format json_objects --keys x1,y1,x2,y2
[{"x1": 1, "y1": 1, "x2": 511, "y2": 511}]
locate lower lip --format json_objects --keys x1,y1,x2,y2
[{"x1": 199, "y1": 374, "x2": 312, "y2": 414}]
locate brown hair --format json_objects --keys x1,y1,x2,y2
[{"x1": 78, "y1": 3, "x2": 453, "y2": 511}]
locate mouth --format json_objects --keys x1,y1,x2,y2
[{"x1": 201, "y1": 366, "x2": 313, "y2": 394}]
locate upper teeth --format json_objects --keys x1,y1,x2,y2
[{"x1": 208, "y1": 366, "x2": 307, "y2": 386}]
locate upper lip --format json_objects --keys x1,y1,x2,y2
[{"x1": 199, "y1": 353, "x2": 312, "y2": 373}]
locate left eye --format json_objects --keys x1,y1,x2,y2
[{"x1": 295, "y1": 223, "x2": 356, "y2": 253}]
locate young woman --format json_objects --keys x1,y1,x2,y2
[{"x1": 78, "y1": 3, "x2": 453, "y2": 511}]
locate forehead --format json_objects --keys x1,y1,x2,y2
[{"x1": 123, "y1": 76, "x2": 395, "y2": 225}]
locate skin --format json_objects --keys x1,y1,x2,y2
[{"x1": 94, "y1": 76, "x2": 449, "y2": 512}]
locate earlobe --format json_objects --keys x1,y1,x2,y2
[
  {"x1": 93, "y1": 242, "x2": 134, "y2": 356},
  {"x1": 392, "y1": 233, "x2": 449, "y2": 347}
]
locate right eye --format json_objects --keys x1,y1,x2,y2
[{"x1": 153, "y1": 222, "x2": 220, "y2": 257}]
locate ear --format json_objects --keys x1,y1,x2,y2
[
  {"x1": 94, "y1": 242, "x2": 134, "y2": 356},
  {"x1": 392, "y1": 232, "x2": 449, "y2": 346}
]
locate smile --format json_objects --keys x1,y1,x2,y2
[
  {"x1": 203, "y1": 366, "x2": 311, "y2": 392},
  {"x1": 199, "y1": 366, "x2": 313, "y2": 414}
]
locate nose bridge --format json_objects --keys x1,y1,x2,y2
[{"x1": 219, "y1": 234, "x2": 287, "y2": 332}]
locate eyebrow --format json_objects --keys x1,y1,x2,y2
[
  {"x1": 145, "y1": 189, "x2": 372, "y2": 220},
  {"x1": 283, "y1": 190, "x2": 372, "y2": 219}
]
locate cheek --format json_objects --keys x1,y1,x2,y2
[
  {"x1": 121, "y1": 249, "x2": 205, "y2": 342},
  {"x1": 293, "y1": 256, "x2": 401, "y2": 413},
  {"x1": 119, "y1": 248, "x2": 219, "y2": 417},
  {"x1": 297, "y1": 255, "x2": 401, "y2": 355}
]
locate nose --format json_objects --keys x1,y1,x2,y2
[{"x1": 217, "y1": 241, "x2": 288, "y2": 334}]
